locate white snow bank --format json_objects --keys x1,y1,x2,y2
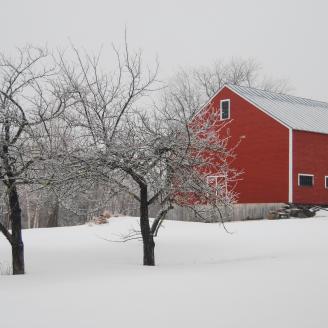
[{"x1": 1, "y1": 213, "x2": 328, "y2": 328}]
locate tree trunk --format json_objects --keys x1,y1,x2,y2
[
  {"x1": 33, "y1": 203, "x2": 40, "y2": 229},
  {"x1": 25, "y1": 187, "x2": 32, "y2": 229},
  {"x1": 139, "y1": 185, "x2": 155, "y2": 266},
  {"x1": 12, "y1": 241, "x2": 24, "y2": 275},
  {"x1": 47, "y1": 197, "x2": 59, "y2": 227},
  {"x1": 9, "y1": 184, "x2": 25, "y2": 275}
]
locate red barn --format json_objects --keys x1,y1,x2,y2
[{"x1": 197, "y1": 84, "x2": 328, "y2": 207}]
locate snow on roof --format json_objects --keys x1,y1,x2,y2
[{"x1": 226, "y1": 84, "x2": 328, "y2": 134}]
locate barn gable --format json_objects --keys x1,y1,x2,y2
[
  {"x1": 225, "y1": 84, "x2": 328, "y2": 135},
  {"x1": 196, "y1": 84, "x2": 328, "y2": 206}
]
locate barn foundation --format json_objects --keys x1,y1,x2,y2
[{"x1": 166, "y1": 203, "x2": 286, "y2": 222}]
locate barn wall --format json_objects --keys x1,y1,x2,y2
[
  {"x1": 200, "y1": 87, "x2": 290, "y2": 203},
  {"x1": 166, "y1": 203, "x2": 285, "y2": 222},
  {"x1": 293, "y1": 130, "x2": 328, "y2": 204}
]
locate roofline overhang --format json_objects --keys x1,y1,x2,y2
[
  {"x1": 194, "y1": 84, "x2": 293, "y2": 130},
  {"x1": 193, "y1": 84, "x2": 294, "y2": 203}
]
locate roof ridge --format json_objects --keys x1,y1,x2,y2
[
  {"x1": 225, "y1": 83, "x2": 328, "y2": 135},
  {"x1": 226, "y1": 83, "x2": 328, "y2": 107}
]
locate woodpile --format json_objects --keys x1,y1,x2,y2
[
  {"x1": 92, "y1": 210, "x2": 112, "y2": 225},
  {"x1": 94, "y1": 215, "x2": 108, "y2": 224},
  {"x1": 267, "y1": 204, "x2": 321, "y2": 220}
]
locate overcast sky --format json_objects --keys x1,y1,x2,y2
[{"x1": 1, "y1": 0, "x2": 328, "y2": 100}]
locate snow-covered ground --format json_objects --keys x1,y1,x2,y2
[{"x1": 1, "y1": 212, "x2": 328, "y2": 328}]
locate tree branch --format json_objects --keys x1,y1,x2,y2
[{"x1": 0, "y1": 222, "x2": 12, "y2": 244}]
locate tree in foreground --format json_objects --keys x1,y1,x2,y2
[
  {"x1": 56, "y1": 41, "x2": 239, "y2": 266},
  {"x1": 103, "y1": 106, "x2": 239, "y2": 265},
  {"x1": 0, "y1": 46, "x2": 67, "y2": 274},
  {"x1": 169, "y1": 58, "x2": 291, "y2": 119}
]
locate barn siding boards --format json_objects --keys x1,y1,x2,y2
[
  {"x1": 227, "y1": 84, "x2": 328, "y2": 134},
  {"x1": 193, "y1": 84, "x2": 328, "y2": 206},
  {"x1": 166, "y1": 204, "x2": 286, "y2": 222},
  {"x1": 201, "y1": 86, "x2": 290, "y2": 204},
  {"x1": 293, "y1": 130, "x2": 328, "y2": 204}
]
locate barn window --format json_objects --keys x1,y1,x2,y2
[
  {"x1": 206, "y1": 175, "x2": 227, "y2": 196},
  {"x1": 207, "y1": 176, "x2": 219, "y2": 194},
  {"x1": 298, "y1": 174, "x2": 314, "y2": 187},
  {"x1": 325, "y1": 176, "x2": 328, "y2": 189},
  {"x1": 220, "y1": 99, "x2": 230, "y2": 120}
]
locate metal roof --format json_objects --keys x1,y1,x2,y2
[{"x1": 226, "y1": 84, "x2": 328, "y2": 134}]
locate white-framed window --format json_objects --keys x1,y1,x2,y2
[
  {"x1": 206, "y1": 175, "x2": 227, "y2": 196},
  {"x1": 325, "y1": 176, "x2": 328, "y2": 189},
  {"x1": 298, "y1": 173, "x2": 314, "y2": 187},
  {"x1": 207, "y1": 176, "x2": 219, "y2": 194},
  {"x1": 220, "y1": 99, "x2": 230, "y2": 120}
]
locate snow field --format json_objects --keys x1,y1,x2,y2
[{"x1": 1, "y1": 213, "x2": 328, "y2": 328}]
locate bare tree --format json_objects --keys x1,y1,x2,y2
[
  {"x1": 104, "y1": 109, "x2": 239, "y2": 265},
  {"x1": 54, "y1": 40, "x2": 161, "y2": 264},
  {"x1": 0, "y1": 46, "x2": 68, "y2": 274},
  {"x1": 169, "y1": 58, "x2": 291, "y2": 119},
  {"x1": 55, "y1": 40, "x2": 240, "y2": 266}
]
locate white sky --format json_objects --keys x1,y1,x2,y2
[{"x1": 1, "y1": 0, "x2": 328, "y2": 100}]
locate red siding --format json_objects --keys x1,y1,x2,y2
[
  {"x1": 202, "y1": 87, "x2": 290, "y2": 203},
  {"x1": 293, "y1": 130, "x2": 328, "y2": 204}
]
